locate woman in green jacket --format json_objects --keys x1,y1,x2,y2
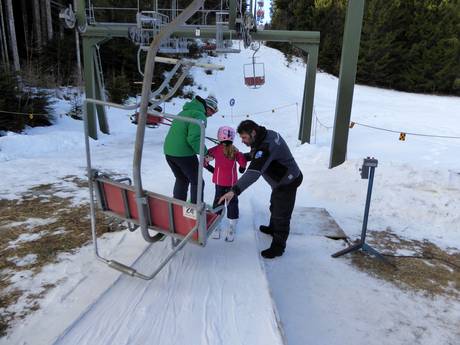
[{"x1": 164, "y1": 94, "x2": 218, "y2": 203}]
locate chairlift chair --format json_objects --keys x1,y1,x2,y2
[
  {"x1": 83, "y1": 0, "x2": 226, "y2": 280},
  {"x1": 256, "y1": 9, "x2": 265, "y2": 19},
  {"x1": 243, "y1": 43, "x2": 265, "y2": 88},
  {"x1": 130, "y1": 105, "x2": 165, "y2": 128},
  {"x1": 84, "y1": 100, "x2": 225, "y2": 280}
]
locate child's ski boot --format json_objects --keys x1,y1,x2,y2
[{"x1": 225, "y1": 219, "x2": 238, "y2": 242}]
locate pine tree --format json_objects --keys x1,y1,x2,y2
[
  {"x1": 0, "y1": 68, "x2": 54, "y2": 133},
  {"x1": 5, "y1": 0, "x2": 20, "y2": 71},
  {"x1": 270, "y1": 0, "x2": 460, "y2": 95}
]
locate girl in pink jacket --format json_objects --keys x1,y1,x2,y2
[{"x1": 206, "y1": 126, "x2": 247, "y2": 241}]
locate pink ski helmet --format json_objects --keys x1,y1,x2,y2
[{"x1": 217, "y1": 126, "x2": 236, "y2": 142}]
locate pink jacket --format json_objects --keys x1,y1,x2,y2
[{"x1": 207, "y1": 145, "x2": 247, "y2": 187}]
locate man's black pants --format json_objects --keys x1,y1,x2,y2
[
  {"x1": 269, "y1": 173, "x2": 303, "y2": 250},
  {"x1": 165, "y1": 155, "x2": 204, "y2": 204}
]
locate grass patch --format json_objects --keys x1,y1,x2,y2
[
  {"x1": 350, "y1": 228, "x2": 460, "y2": 298},
  {"x1": 0, "y1": 177, "x2": 125, "y2": 337}
]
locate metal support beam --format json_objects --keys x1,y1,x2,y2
[
  {"x1": 81, "y1": 24, "x2": 320, "y2": 142},
  {"x1": 82, "y1": 37, "x2": 107, "y2": 139},
  {"x1": 82, "y1": 25, "x2": 320, "y2": 44},
  {"x1": 329, "y1": 0, "x2": 365, "y2": 168},
  {"x1": 228, "y1": 0, "x2": 237, "y2": 30},
  {"x1": 94, "y1": 50, "x2": 109, "y2": 134},
  {"x1": 252, "y1": 30, "x2": 320, "y2": 43},
  {"x1": 75, "y1": 0, "x2": 86, "y2": 30},
  {"x1": 295, "y1": 43, "x2": 319, "y2": 144}
]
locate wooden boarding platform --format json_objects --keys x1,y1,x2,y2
[{"x1": 289, "y1": 207, "x2": 347, "y2": 240}]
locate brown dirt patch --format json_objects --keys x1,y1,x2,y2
[
  {"x1": 0, "y1": 177, "x2": 124, "y2": 337},
  {"x1": 349, "y1": 228, "x2": 460, "y2": 298}
]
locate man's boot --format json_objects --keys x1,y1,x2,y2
[
  {"x1": 261, "y1": 242, "x2": 284, "y2": 259},
  {"x1": 259, "y1": 225, "x2": 273, "y2": 236}
]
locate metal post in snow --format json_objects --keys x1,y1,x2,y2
[{"x1": 331, "y1": 157, "x2": 393, "y2": 267}]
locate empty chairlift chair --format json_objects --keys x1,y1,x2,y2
[
  {"x1": 243, "y1": 62, "x2": 265, "y2": 87},
  {"x1": 243, "y1": 43, "x2": 265, "y2": 88}
]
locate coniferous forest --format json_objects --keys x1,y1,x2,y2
[
  {"x1": 0, "y1": 1, "x2": 459, "y2": 133},
  {"x1": 269, "y1": 0, "x2": 460, "y2": 95}
]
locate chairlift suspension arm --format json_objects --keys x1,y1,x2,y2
[
  {"x1": 154, "y1": 56, "x2": 224, "y2": 70},
  {"x1": 252, "y1": 42, "x2": 260, "y2": 85},
  {"x1": 151, "y1": 65, "x2": 191, "y2": 104},
  {"x1": 149, "y1": 61, "x2": 183, "y2": 99}
]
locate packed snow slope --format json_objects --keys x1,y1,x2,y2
[{"x1": 0, "y1": 44, "x2": 459, "y2": 345}]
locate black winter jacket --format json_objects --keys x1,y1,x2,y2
[{"x1": 232, "y1": 126, "x2": 301, "y2": 195}]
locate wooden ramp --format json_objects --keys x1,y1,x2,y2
[{"x1": 289, "y1": 207, "x2": 347, "y2": 240}]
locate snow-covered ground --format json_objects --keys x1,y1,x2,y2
[{"x1": 0, "y1": 44, "x2": 459, "y2": 344}]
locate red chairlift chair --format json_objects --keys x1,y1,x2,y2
[
  {"x1": 130, "y1": 105, "x2": 165, "y2": 128},
  {"x1": 256, "y1": 9, "x2": 265, "y2": 19},
  {"x1": 243, "y1": 43, "x2": 265, "y2": 88},
  {"x1": 84, "y1": 100, "x2": 225, "y2": 281}
]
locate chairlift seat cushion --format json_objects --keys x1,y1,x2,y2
[
  {"x1": 245, "y1": 76, "x2": 265, "y2": 86},
  {"x1": 133, "y1": 112, "x2": 163, "y2": 126},
  {"x1": 95, "y1": 177, "x2": 220, "y2": 243}
]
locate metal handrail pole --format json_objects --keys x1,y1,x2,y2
[
  {"x1": 86, "y1": 98, "x2": 139, "y2": 110},
  {"x1": 83, "y1": 99, "x2": 108, "y2": 265},
  {"x1": 196, "y1": 120, "x2": 206, "y2": 243},
  {"x1": 137, "y1": 48, "x2": 144, "y2": 76},
  {"x1": 84, "y1": 98, "x2": 207, "y2": 128},
  {"x1": 360, "y1": 166, "x2": 375, "y2": 243},
  {"x1": 135, "y1": 225, "x2": 199, "y2": 280}
]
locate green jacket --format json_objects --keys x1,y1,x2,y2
[{"x1": 164, "y1": 98, "x2": 208, "y2": 157}]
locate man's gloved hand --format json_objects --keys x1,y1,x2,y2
[{"x1": 239, "y1": 166, "x2": 246, "y2": 174}]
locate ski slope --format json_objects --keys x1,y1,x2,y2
[
  {"x1": 53, "y1": 220, "x2": 284, "y2": 345},
  {"x1": 1, "y1": 44, "x2": 460, "y2": 345}
]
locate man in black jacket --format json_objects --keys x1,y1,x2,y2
[{"x1": 219, "y1": 120, "x2": 303, "y2": 258}]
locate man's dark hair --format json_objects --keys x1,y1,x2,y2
[{"x1": 237, "y1": 120, "x2": 259, "y2": 134}]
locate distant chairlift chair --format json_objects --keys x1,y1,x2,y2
[{"x1": 243, "y1": 43, "x2": 265, "y2": 88}]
